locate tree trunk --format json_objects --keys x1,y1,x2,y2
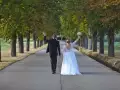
[
  {"x1": 11, "y1": 33, "x2": 16, "y2": 57},
  {"x1": 88, "y1": 38, "x2": 92, "y2": 50},
  {"x1": 92, "y1": 31, "x2": 97, "y2": 52},
  {"x1": 18, "y1": 33, "x2": 24, "y2": 53},
  {"x1": 44, "y1": 36, "x2": 47, "y2": 44},
  {"x1": 82, "y1": 38, "x2": 84, "y2": 47},
  {"x1": 83, "y1": 37, "x2": 85, "y2": 48},
  {"x1": 80, "y1": 37, "x2": 83, "y2": 47},
  {"x1": 0, "y1": 39, "x2": 1, "y2": 62},
  {"x1": 42, "y1": 40, "x2": 44, "y2": 45},
  {"x1": 39, "y1": 40, "x2": 41, "y2": 47},
  {"x1": 85, "y1": 37, "x2": 88, "y2": 49},
  {"x1": 26, "y1": 32, "x2": 30, "y2": 51},
  {"x1": 40, "y1": 40, "x2": 42, "y2": 46},
  {"x1": 41, "y1": 40, "x2": 43, "y2": 46},
  {"x1": 99, "y1": 32, "x2": 104, "y2": 54},
  {"x1": 37, "y1": 40, "x2": 40, "y2": 47},
  {"x1": 108, "y1": 29, "x2": 114, "y2": 57},
  {"x1": 33, "y1": 32, "x2": 36, "y2": 48}
]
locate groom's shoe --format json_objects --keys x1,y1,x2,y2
[
  {"x1": 52, "y1": 72, "x2": 55, "y2": 74},
  {"x1": 52, "y1": 71, "x2": 56, "y2": 74}
]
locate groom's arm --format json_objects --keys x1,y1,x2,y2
[
  {"x1": 57, "y1": 41, "x2": 61, "y2": 56},
  {"x1": 46, "y1": 44, "x2": 49, "y2": 53}
]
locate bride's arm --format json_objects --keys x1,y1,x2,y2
[{"x1": 72, "y1": 36, "x2": 80, "y2": 46}]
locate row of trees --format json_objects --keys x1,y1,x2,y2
[
  {"x1": 0, "y1": 0, "x2": 63, "y2": 61},
  {"x1": 59, "y1": 0, "x2": 120, "y2": 57},
  {"x1": 0, "y1": 0, "x2": 119, "y2": 60}
]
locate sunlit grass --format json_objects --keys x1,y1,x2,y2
[
  {"x1": 0, "y1": 40, "x2": 47, "y2": 70},
  {"x1": 1, "y1": 40, "x2": 10, "y2": 51},
  {"x1": 103, "y1": 42, "x2": 120, "y2": 57},
  {"x1": 104, "y1": 42, "x2": 120, "y2": 51},
  {"x1": 1, "y1": 39, "x2": 34, "y2": 51}
]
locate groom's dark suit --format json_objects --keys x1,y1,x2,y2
[{"x1": 46, "y1": 38, "x2": 61, "y2": 74}]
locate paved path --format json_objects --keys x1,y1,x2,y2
[{"x1": 0, "y1": 41, "x2": 120, "y2": 90}]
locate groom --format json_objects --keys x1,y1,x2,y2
[{"x1": 46, "y1": 34, "x2": 61, "y2": 74}]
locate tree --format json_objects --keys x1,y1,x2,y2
[
  {"x1": 0, "y1": 38, "x2": 1, "y2": 61},
  {"x1": 0, "y1": 0, "x2": 63, "y2": 57},
  {"x1": 87, "y1": 0, "x2": 120, "y2": 56}
]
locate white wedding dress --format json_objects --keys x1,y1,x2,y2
[{"x1": 61, "y1": 41, "x2": 81, "y2": 75}]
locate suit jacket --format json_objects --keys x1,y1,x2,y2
[{"x1": 46, "y1": 39, "x2": 61, "y2": 56}]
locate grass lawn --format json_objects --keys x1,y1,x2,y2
[
  {"x1": 1, "y1": 40, "x2": 10, "y2": 51},
  {"x1": 103, "y1": 42, "x2": 120, "y2": 58},
  {"x1": 104, "y1": 42, "x2": 120, "y2": 51},
  {"x1": 1, "y1": 39, "x2": 34, "y2": 51},
  {"x1": 0, "y1": 39, "x2": 47, "y2": 70},
  {"x1": 1, "y1": 40, "x2": 120, "y2": 57}
]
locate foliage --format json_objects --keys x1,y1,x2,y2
[{"x1": 0, "y1": 0, "x2": 63, "y2": 40}]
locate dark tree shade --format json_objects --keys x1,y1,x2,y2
[
  {"x1": 92, "y1": 31, "x2": 97, "y2": 52},
  {"x1": 99, "y1": 31, "x2": 104, "y2": 54},
  {"x1": 0, "y1": 40, "x2": 1, "y2": 62},
  {"x1": 18, "y1": 34, "x2": 24, "y2": 53},
  {"x1": 11, "y1": 33, "x2": 17, "y2": 57},
  {"x1": 26, "y1": 32, "x2": 30, "y2": 51},
  {"x1": 108, "y1": 29, "x2": 114, "y2": 57}
]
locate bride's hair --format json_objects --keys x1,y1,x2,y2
[{"x1": 66, "y1": 39, "x2": 70, "y2": 44}]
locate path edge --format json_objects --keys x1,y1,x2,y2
[
  {"x1": 77, "y1": 47, "x2": 120, "y2": 73},
  {"x1": 0, "y1": 45, "x2": 47, "y2": 71}
]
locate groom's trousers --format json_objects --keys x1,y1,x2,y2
[{"x1": 50, "y1": 54, "x2": 57, "y2": 73}]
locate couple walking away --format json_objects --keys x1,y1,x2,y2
[{"x1": 46, "y1": 34, "x2": 81, "y2": 75}]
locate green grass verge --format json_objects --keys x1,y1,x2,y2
[
  {"x1": 1, "y1": 40, "x2": 34, "y2": 51},
  {"x1": 104, "y1": 42, "x2": 120, "y2": 51}
]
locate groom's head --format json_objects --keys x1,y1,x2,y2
[{"x1": 52, "y1": 34, "x2": 57, "y2": 39}]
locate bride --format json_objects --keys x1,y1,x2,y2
[{"x1": 61, "y1": 37, "x2": 81, "y2": 75}]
